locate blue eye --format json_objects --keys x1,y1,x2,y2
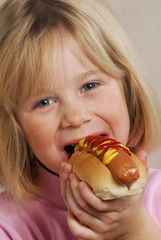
[
  {"x1": 35, "y1": 99, "x2": 54, "y2": 108},
  {"x1": 82, "y1": 82, "x2": 98, "y2": 91}
]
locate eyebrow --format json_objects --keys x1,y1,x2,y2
[
  {"x1": 76, "y1": 69, "x2": 103, "y2": 81},
  {"x1": 31, "y1": 88, "x2": 55, "y2": 97},
  {"x1": 30, "y1": 69, "x2": 103, "y2": 97}
]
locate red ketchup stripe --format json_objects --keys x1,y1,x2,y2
[
  {"x1": 90, "y1": 137, "x2": 114, "y2": 148},
  {"x1": 82, "y1": 136, "x2": 131, "y2": 158},
  {"x1": 84, "y1": 136, "x2": 97, "y2": 146},
  {"x1": 102, "y1": 145, "x2": 131, "y2": 156},
  {"x1": 97, "y1": 142, "x2": 120, "y2": 151},
  {"x1": 85, "y1": 136, "x2": 112, "y2": 147}
]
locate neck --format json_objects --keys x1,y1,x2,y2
[{"x1": 38, "y1": 160, "x2": 59, "y2": 177}]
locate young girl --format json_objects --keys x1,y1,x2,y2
[{"x1": 0, "y1": 0, "x2": 161, "y2": 239}]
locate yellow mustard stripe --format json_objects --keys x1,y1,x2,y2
[
  {"x1": 119, "y1": 143, "x2": 129, "y2": 151},
  {"x1": 74, "y1": 145, "x2": 79, "y2": 151},
  {"x1": 95, "y1": 149, "x2": 104, "y2": 156},
  {"x1": 92, "y1": 140, "x2": 111, "y2": 152},
  {"x1": 79, "y1": 139, "x2": 86, "y2": 147},
  {"x1": 98, "y1": 140, "x2": 112, "y2": 146},
  {"x1": 102, "y1": 149, "x2": 118, "y2": 165}
]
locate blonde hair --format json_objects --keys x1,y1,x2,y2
[{"x1": 0, "y1": 0, "x2": 161, "y2": 200}]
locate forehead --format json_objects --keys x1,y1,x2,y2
[
  {"x1": 16, "y1": 26, "x2": 124, "y2": 106},
  {"x1": 17, "y1": 32, "x2": 99, "y2": 103}
]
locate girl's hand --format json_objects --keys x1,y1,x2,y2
[{"x1": 59, "y1": 151, "x2": 160, "y2": 240}]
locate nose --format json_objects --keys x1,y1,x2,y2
[{"x1": 60, "y1": 102, "x2": 92, "y2": 128}]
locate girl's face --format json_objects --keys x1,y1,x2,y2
[{"x1": 16, "y1": 38, "x2": 130, "y2": 174}]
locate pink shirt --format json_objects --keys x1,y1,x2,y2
[
  {"x1": 0, "y1": 165, "x2": 77, "y2": 240},
  {"x1": 0, "y1": 166, "x2": 160, "y2": 239},
  {"x1": 143, "y1": 168, "x2": 161, "y2": 228}
]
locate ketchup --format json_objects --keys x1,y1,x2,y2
[{"x1": 83, "y1": 136, "x2": 131, "y2": 158}]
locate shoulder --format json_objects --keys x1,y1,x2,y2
[
  {"x1": 0, "y1": 190, "x2": 76, "y2": 240},
  {"x1": 0, "y1": 218, "x2": 23, "y2": 240},
  {"x1": 143, "y1": 168, "x2": 161, "y2": 228},
  {"x1": 0, "y1": 191, "x2": 46, "y2": 239}
]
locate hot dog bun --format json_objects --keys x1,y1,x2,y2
[{"x1": 69, "y1": 137, "x2": 147, "y2": 200}]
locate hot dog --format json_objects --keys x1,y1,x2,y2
[{"x1": 69, "y1": 136, "x2": 147, "y2": 200}]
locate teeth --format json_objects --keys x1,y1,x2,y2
[{"x1": 71, "y1": 144, "x2": 77, "y2": 147}]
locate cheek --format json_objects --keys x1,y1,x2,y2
[
  {"x1": 92, "y1": 89, "x2": 128, "y2": 118},
  {"x1": 19, "y1": 115, "x2": 56, "y2": 152},
  {"x1": 92, "y1": 86, "x2": 130, "y2": 143}
]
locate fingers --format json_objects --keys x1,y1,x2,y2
[
  {"x1": 69, "y1": 173, "x2": 108, "y2": 213},
  {"x1": 78, "y1": 180, "x2": 130, "y2": 213},
  {"x1": 60, "y1": 167, "x2": 114, "y2": 232},
  {"x1": 67, "y1": 173, "x2": 125, "y2": 222},
  {"x1": 59, "y1": 162, "x2": 72, "y2": 204},
  {"x1": 67, "y1": 210, "x2": 121, "y2": 240},
  {"x1": 67, "y1": 211, "x2": 97, "y2": 240},
  {"x1": 66, "y1": 175, "x2": 104, "y2": 230},
  {"x1": 78, "y1": 181, "x2": 117, "y2": 212},
  {"x1": 69, "y1": 174, "x2": 96, "y2": 214},
  {"x1": 66, "y1": 173, "x2": 121, "y2": 233}
]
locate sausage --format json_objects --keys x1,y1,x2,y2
[{"x1": 75, "y1": 136, "x2": 139, "y2": 184}]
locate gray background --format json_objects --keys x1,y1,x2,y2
[{"x1": 107, "y1": 0, "x2": 161, "y2": 169}]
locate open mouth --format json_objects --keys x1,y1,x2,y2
[
  {"x1": 64, "y1": 134, "x2": 107, "y2": 158},
  {"x1": 65, "y1": 144, "x2": 77, "y2": 158}
]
